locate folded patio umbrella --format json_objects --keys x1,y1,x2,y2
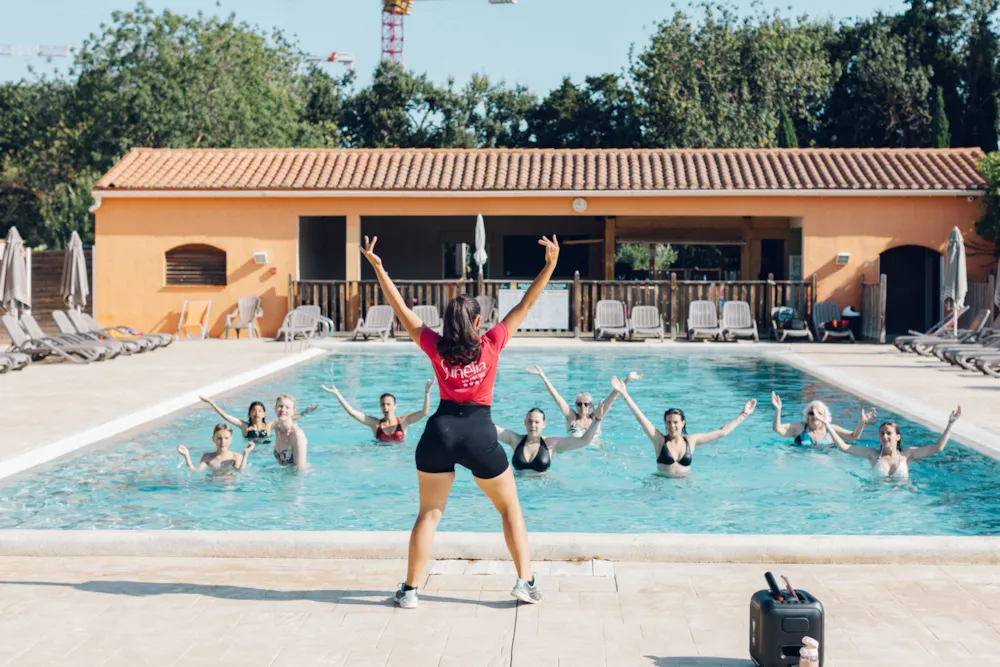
[
  {"x1": 0, "y1": 226, "x2": 30, "y2": 316},
  {"x1": 60, "y1": 230, "x2": 90, "y2": 310},
  {"x1": 474, "y1": 214, "x2": 488, "y2": 276},
  {"x1": 942, "y1": 226, "x2": 967, "y2": 330}
]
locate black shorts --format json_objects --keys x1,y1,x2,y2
[{"x1": 415, "y1": 401, "x2": 509, "y2": 480}]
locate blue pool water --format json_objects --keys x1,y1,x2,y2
[{"x1": 2, "y1": 348, "x2": 999, "y2": 535}]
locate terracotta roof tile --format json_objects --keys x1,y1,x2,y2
[{"x1": 94, "y1": 148, "x2": 988, "y2": 193}]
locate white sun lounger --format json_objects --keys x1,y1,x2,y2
[
  {"x1": 73, "y1": 310, "x2": 172, "y2": 348},
  {"x1": 687, "y1": 301, "x2": 723, "y2": 341},
  {"x1": 813, "y1": 301, "x2": 854, "y2": 343},
  {"x1": 630, "y1": 305, "x2": 664, "y2": 341},
  {"x1": 0, "y1": 351, "x2": 30, "y2": 372},
  {"x1": 353, "y1": 305, "x2": 395, "y2": 341},
  {"x1": 476, "y1": 295, "x2": 498, "y2": 331},
  {"x1": 413, "y1": 305, "x2": 442, "y2": 334},
  {"x1": 3, "y1": 314, "x2": 97, "y2": 363},
  {"x1": 53, "y1": 310, "x2": 144, "y2": 354},
  {"x1": 594, "y1": 300, "x2": 630, "y2": 340},
  {"x1": 721, "y1": 301, "x2": 759, "y2": 342},
  {"x1": 21, "y1": 312, "x2": 122, "y2": 358}
]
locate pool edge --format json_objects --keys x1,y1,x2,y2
[
  {"x1": 1, "y1": 531, "x2": 998, "y2": 564},
  {"x1": 0, "y1": 347, "x2": 329, "y2": 482}
]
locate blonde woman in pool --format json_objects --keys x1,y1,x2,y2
[
  {"x1": 771, "y1": 393, "x2": 875, "y2": 447},
  {"x1": 610, "y1": 375, "x2": 756, "y2": 478},
  {"x1": 822, "y1": 407, "x2": 961, "y2": 479},
  {"x1": 272, "y1": 394, "x2": 308, "y2": 467},
  {"x1": 199, "y1": 396, "x2": 317, "y2": 445},
  {"x1": 177, "y1": 423, "x2": 255, "y2": 472},
  {"x1": 525, "y1": 367, "x2": 642, "y2": 436}
]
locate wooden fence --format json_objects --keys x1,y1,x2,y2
[{"x1": 290, "y1": 273, "x2": 817, "y2": 338}]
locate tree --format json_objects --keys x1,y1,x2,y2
[
  {"x1": 631, "y1": 4, "x2": 834, "y2": 148},
  {"x1": 778, "y1": 104, "x2": 799, "y2": 148},
  {"x1": 962, "y1": 0, "x2": 1000, "y2": 152},
  {"x1": 614, "y1": 243, "x2": 677, "y2": 270},
  {"x1": 528, "y1": 74, "x2": 642, "y2": 148},
  {"x1": 822, "y1": 20, "x2": 933, "y2": 147},
  {"x1": 931, "y1": 86, "x2": 951, "y2": 147}
]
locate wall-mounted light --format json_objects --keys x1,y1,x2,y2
[
  {"x1": 253, "y1": 252, "x2": 269, "y2": 265},
  {"x1": 572, "y1": 198, "x2": 588, "y2": 213},
  {"x1": 836, "y1": 252, "x2": 851, "y2": 265}
]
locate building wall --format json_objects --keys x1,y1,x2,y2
[{"x1": 94, "y1": 193, "x2": 989, "y2": 336}]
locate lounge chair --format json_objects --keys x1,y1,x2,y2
[
  {"x1": 630, "y1": 305, "x2": 664, "y2": 341},
  {"x1": 893, "y1": 306, "x2": 970, "y2": 352},
  {"x1": 721, "y1": 301, "x2": 759, "y2": 342},
  {"x1": 813, "y1": 301, "x2": 854, "y2": 343},
  {"x1": 687, "y1": 301, "x2": 723, "y2": 341},
  {"x1": 919, "y1": 311, "x2": 994, "y2": 359},
  {"x1": 224, "y1": 296, "x2": 264, "y2": 339},
  {"x1": 70, "y1": 310, "x2": 171, "y2": 349},
  {"x1": 276, "y1": 307, "x2": 322, "y2": 351},
  {"x1": 296, "y1": 305, "x2": 334, "y2": 338},
  {"x1": 594, "y1": 300, "x2": 630, "y2": 340},
  {"x1": 177, "y1": 300, "x2": 212, "y2": 340},
  {"x1": 770, "y1": 307, "x2": 813, "y2": 342},
  {"x1": 0, "y1": 351, "x2": 30, "y2": 372},
  {"x1": 53, "y1": 310, "x2": 144, "y2": 354},
  {"x1": 476, "y1": 296, "x2": 498, "y2": 331},
  {"x1": 353, "y1": 305, "x2": 394, "y2": 342},
  {"x1": 413, "y1": 305, "x2": 442, "y2": 334},
  {"x1": 3, "y1": 314, "x2": 98, "y2": 363},
  {"x1": 950, "y1": 335, "x2": 1000, "y2": 370},
  {"x1": 21, "y1": 312, "x2": 122, "y2": 358}
]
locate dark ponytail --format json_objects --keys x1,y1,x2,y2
[{"x1": 436, "y1": 294, "x2": 482, "y2": 366}]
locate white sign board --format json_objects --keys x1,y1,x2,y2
[{"x1": 497, "y1": 282, "x2": 570, "y2": 331}]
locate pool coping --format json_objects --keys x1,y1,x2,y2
[
  {"x1": 1, "y1": 530, "x2": 998, "y2": 564},
  {"x1": 0, "y1": 347, "x2": 328, "y2": 482}
]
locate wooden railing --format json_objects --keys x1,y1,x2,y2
[
  {"x1": 861, "y1": 274, "x2": 887, "y2": 343},
  {"x1": 291, "y1": 273, "x2": 817, "y2": 338}
]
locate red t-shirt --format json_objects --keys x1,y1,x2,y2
[{"x1": 419, "y1": 323, "x2": 509, "y2": 406}]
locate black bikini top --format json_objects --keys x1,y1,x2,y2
[
  {"x1": 513, "y1": 436, "x2": 551, "y2": 472},
  {"x1": 657, "y1": 437, "x2": 693, "y2": 467}
]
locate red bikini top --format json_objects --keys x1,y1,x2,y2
[{"x1": 376, "y1": 420, "x2": 406, "y2": 442}]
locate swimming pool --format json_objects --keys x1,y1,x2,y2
[{"x1": 3, "y1": 348, "x2": 999, "y2": 535}]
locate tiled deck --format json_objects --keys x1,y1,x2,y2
[{"x1": 1, "y1": 557, "x2": 998, "y2": 667}]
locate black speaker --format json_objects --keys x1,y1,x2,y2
[{"x1": 749, "y1": 589, "x2": 824, "y2": 667}]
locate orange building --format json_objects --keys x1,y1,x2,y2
[{"x1": 91, "y1": 147, "x2": 992, "y2": 338}]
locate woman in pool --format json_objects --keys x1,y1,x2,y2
[
  {"x1": 823, "y1": 407, "x2": 961, "y2": 479},
  {"x1": 270, "y1": 394, "x2": 309, "y2": 467},
  {"x1": 770, "y1": 393, "x2": 875, "y2": 447},
  {"x1": 526, "y1": 367, "x2": 642, "y2": 436},
  {"x1": 495, "y1": 402, "x2": 608, "y2": 473},
  {"x1": 360, "y1": 232, "x2": 559, "y2": 609},
  {"x1": 199, "y1": 396, "x2": 317, "y2": 444},
  {"x1": 609, "y1": 375, "x2": 756, "y2": 477},
  {"x1": 177, "y1": 423, "x2": 255, "y2": 472},
  {"x1": 320, "y1": 380, "x2": 434, "y2": 442}
]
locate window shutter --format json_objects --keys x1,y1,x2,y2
[{"x1": 165, "y1": 245, "x2": 227, "y2": 286}]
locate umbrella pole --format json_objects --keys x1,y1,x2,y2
[{"x1": 477, "y1": 268, "x2": 484, "y2": 298}]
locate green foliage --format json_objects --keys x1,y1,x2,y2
[
  {"x1": 614, "y1": 244, "x2": 678, "y2": 270},
  {"x1": 976, "y1": 152, "x2": 1000, "y2": 246},
  {"x1": 931, "y1": 86, "x2": 951, "y2": 147},
  {"x1": 778, "y1": 105, "x2": 799, "y2": 148},
  {"x1": 528, "y1": 74, "x2": 642, "y2": 148},
  {"x1": 962, "y1": 0, "x2": 1000, "y2": 152}
]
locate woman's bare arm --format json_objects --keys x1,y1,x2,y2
[
  {"x1": 824, "y1": 416, "x2": 877, "y2": 461},
  {"x1": 402, "y1": 379, "x2": 434, "y2": 427},
  {"x1": 236, "y1": 443, "x2": 255, "y2": 472},
  {"x1": 526, "y1": 366, "x2": 573, "y2": 421},
  {"x1": 321, "y1": 385, "x2": 378, "y2": 429},
  {"x1": 199, "y1": 397, "x2": 246, "y2": 432},
  {"x1": 360, "y1": 236, "x2": 424, "y2": 343},
  {"x1": 502, "y1": 236, "x2": 560, "y2": 333},
  {"x1": 495, "y1": 425, "x2": 522, "y2": 448},
  {"x1": 906, "y1": 407, "x2": 961, "y2": 462}
]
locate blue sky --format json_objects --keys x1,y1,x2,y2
[{"x1": 3, "y1": 0, "x2": 907, "y2": 94}]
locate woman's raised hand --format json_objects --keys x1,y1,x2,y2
[
  {"x1": 360, "y1": 235, "x2": 383, "y2": 270},
  {"x1": 949, "y1": 406, "x2": 962, "y2": 424},
  {"x1": 320, "y1": 384, "x2": 339, "y2": 395},
  {"x1": 525, "y1": 366, "x2": 544, "y2": 376},
  {"x1": 610, "y1": 375, "x2": 628, "y2": 394},
  {"x1": 742, "y1": 399, "x2": 758, "y2": 416},
  {"x1": 593, "y1": 399, "x2": 609, "y2": 421},
  {"x1": 538, "y1": 235, "x2": 559, "y2": 267},
  {"x1": 770, "y1": 392, "x2": 782, "y2": 411},
  {"x1": 176, "y1": 445, "x2": 189, "y2": 456},
  {"x1": 425, "y1": 379, "x2": 435, "y2": 393},
  {"x1": 627, "y1": 371, "x2": 644, "y2": 382},
  {"x1": 244, "y1": 442, "x2": 256, "y2": 453},
  {"x1": 860, "y1": 407, "x2": 877, "y2": 425}
]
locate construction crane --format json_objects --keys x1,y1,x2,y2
[
  {"x1": 381, "y1": 0, "x2": 516, "y2": 65},
  {"x1": 305, "y1": 51, "x2": 356, "y2": 70},
  {"x1": 0, "y1": 44, "x2": 71, "y2": 61}
]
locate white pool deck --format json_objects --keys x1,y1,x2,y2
[{"x1": 4, "y1": 337, "x2": 1000, "y2": 666}]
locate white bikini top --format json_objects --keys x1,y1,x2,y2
[{"x1": 874, "y1": 454, "x2": 909, "y2": 479}]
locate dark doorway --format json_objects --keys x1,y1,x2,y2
[
  {"x1": 503, "y1": 235, "x2": 587, "y2": 279},
  {"x1": 299, "y1": 217, "x2": 346, "y2": 279},
  {"x1": 759, "y1": 239, "x2": 786, "y2": 280},
  {"x1": 880, "y1": 245, "x2": 940, "y2": 336}
]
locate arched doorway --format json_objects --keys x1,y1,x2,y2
[{"x1": 880, "y1": 245, "x2": 941, "y2": 337}]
